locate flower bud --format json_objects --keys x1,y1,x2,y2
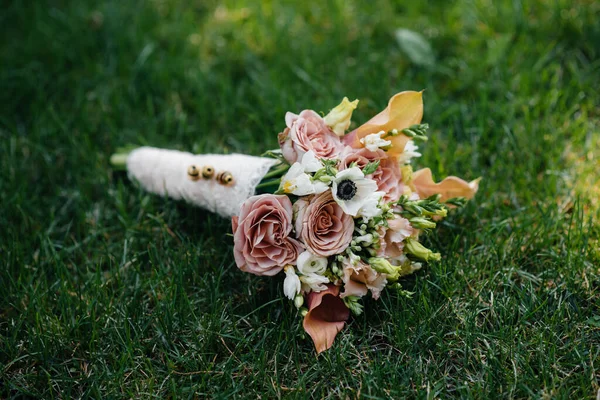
[
  {"x1": 294, "y1": 294, "x2": 304, "y2": 308},
  {"x1": 368, "y1": 257, "x2": 396, "y2": 275},
  {"x1": 404, "y1": 238, "x2": 441, "y2": 262},
  {"x1": 409, "y1": 217, "x2": 437, "y2": 229},
  {"x1": 323, "y1": 97, "x2": 359, "y2": 136}
]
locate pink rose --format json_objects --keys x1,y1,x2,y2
[
  {"x1": 232, "y1": 194, "x2": 303, "y2": 276},
  {"x1": 339, "y1": 146, "x2": 403, "y2": 202},
  {"x1": 281, "y1": 110, "x2": 343, "y2": 164},
  {"x1": 302, "y1": 191, "x2": 354, "y2": 257},
  {"x1": 341, "y1": 260, "x2": 387, "y2": 300}
]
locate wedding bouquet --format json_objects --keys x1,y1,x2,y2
[{"x1": 112, "y1": 91, "x2": 479, "y2": 353}]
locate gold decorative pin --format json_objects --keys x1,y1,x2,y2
[
  {"x1": 187, "y1": 165, "x2": 200, "y2": 181},
  {"x1": 202, "y1": 166, "x2": 215, "y2": 179},
  {"x1": 216, "y1": 171, "x2": 235, "y2": 186}
]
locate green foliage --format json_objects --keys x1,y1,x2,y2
[
  {"x1": 362, "y1": 160, "x2": 380, "y2": 175},
  {"x1": 1, "y1": 0, "x2": 599, "y2": 398}
]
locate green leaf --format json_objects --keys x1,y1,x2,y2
[
  {"x1": 362, "y1": 160, "x2": 380, "y2": 175},
  {"x1": 395, "y1": 29, "x2": 435, "y2": 67}
]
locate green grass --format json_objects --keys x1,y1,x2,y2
[{"x1": 1, "y1": 0, "x2": 599, "y2": 398}]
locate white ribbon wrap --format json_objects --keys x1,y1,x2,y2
[{"x1": 126, "y1": 147, "x2": 278, "y2": 218}]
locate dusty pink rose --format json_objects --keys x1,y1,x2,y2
[
  {"x1": 232, "y1": 194, "x2": 303, "y2": 276},
  {"x1": 341, "y1": 260, "x2": 387, "y2": 300},
  {"x1": 303, "y1": 285, "x2": 350, "y2": 354},
  {"x1": 302, "y1": 191, "x2": 354, "y2": 257},
  {"x1": 339, "y1": 146, "x2": 403, "y2": 202},
  {"x1": 280, "y1": 110, "x2": 343, "y2": 164},
  {"x1": 380, "y1": 216, "x2": 413, "y2": 259}
]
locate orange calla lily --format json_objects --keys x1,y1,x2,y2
[
  {"x1": 303, "y1": 285, "x2": 350, "y2": 354},
  {"x1": 346, "y1": 91, "x2": 424, "y2": 156},
  {"x1": 412, "y1": 168, "x2": 480, "y2": 202}
]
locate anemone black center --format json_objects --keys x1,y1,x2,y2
[{"x1": 337, "y1": 179, "x2": 357, "y2": 200}]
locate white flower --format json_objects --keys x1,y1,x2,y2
[
  {"x1": 279, "y1": 151, "x2": 328, "y2": 196},
  {"x1": 283, "y1": 266, "x2": 301, "y2": 300},
  {"x1": 397, "y1": 140, "x2": 421, "y2": 164},
  {"x1": 300, "y1": 273, "x2": 329, "y2": 292},
  {"x1": 300, "y1": 150, "x2": 323, "y2": 173},
  {"x1": 296, "y1": 251, "x2": 329, "y2": 292},
  {"x1": 324, "y1": 97, "x2": 359, "y2": 136},
  {"x1": 359, "y1": 130, "x2": 391, "y2": 151},
  {"x1": 296, "y1": 251, "x2": 328, "y2": 275},
  {"x1": 331, "y1": 167, "x2": 378, "y2": 216},
  {"x1": 356, "y1": 191, "x2": 384, "y2": 220}
]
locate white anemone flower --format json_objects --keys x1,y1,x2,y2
[
  {"x1": 397, "y1": 140, "x2": 421, "y2": 164},
  {"x1": 280, "y1": 151, "x2": 328, "y2": 196},
  {"x1": 331, "y1": 167, "x2": 378, "y2": 216},
  {"x1": 359, "y1": 130, "x2": 391, "y2": 151},
  {"x1": 283, "y1": 266, "x2": 301, "y2": 300}
]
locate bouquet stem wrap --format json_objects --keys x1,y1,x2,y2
[{"x1": 126, "y1": 147, "x2": 277, "y2": 218}]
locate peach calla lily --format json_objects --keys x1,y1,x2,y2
[
  {"x1": 412, "y1": 168, "x2": 480, "y2": 202},
  {"x1": 303, "y1": 285, "x2": 350, "y2": 354},
  {"x1": 344, "y1": 91, "x2": 423, "y2": 156}
]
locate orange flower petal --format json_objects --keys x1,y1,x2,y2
[
  {"x1": 412, "y1": 168, "x2": 480, "y2": 202},
  {"x1": 350, "y1": 91, "x2": 424, "y2": 155},
  {"x1": 303, "y1": 285, "x2": 350, "y2": 354}
]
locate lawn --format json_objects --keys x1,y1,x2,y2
[{"x1": 1, "y1": 0, "x2": 599, "y2": 398}]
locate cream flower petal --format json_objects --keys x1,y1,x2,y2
[
  {"x1": 350, "y1": 91, "x2": 423, "y2": 156},
  {"x1": 412, "y1": 168, "x2": 480, "y2": 202}
]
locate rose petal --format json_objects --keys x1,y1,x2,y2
[
  {"x1": 412, "y1": 168, "x2": 480, "y2": 202},
  {"x1": 303, "y1": 285, "x2": 350, "y2": 354}
]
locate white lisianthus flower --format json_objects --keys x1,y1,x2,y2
[
  {"x1": 324, "y1": 97, "x2": 359, "y2": 136},
  {"x1": 359, "y1": 130, "x2": 392, "y2": 152},
  {"x1": 356, "y1": 191, "x2": 384, "y2": 220},
  {"x1": 279, "y1": 151, "x2": 328, "y2": 196},
  {"x1": 300, "y1": 273, "x2": 329, "y2": 292},
  {"x1": 397, "y1": 140, "x2": 421, "y2": 164},
  {"x1": 331, "y1": 167, "x2": 378, "y2": 216},
  {"x1": 296, "y1": 250, "x2": 328, "y2": 274},
  {"x1": 296, "y1": 251, "x2": 329, "y2": 292},
  {"x1": 283, "y1": 265, "x2": 301, "y2": 300}
]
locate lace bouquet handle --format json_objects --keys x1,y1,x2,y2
[{"x1": 111, "y1": 91, "x2": 480, "y2": 353}]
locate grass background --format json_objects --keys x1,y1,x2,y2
[{"x1": 1, "y1": 0, "x2": 599, "y2": 398}]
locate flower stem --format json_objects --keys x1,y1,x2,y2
[
  {"x1": 261, "y1": 163, "x2": 290, "y2": 180},
  {"x1": 110, "y1": 148, "x2": 134, "y2": 170}
]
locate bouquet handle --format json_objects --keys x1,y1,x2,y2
[{"x1": 121, "y1": 147, "x2": 278, "y2": 218}]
